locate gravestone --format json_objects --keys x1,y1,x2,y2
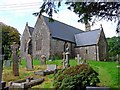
[
  {"x1": 62, "y1": 52, "x2": 66, "y2": 69},
  {"x1": 34, "y1": 65, "x2": 57, "y2": 76},
  {"x1": 11, "y1": 42, "x2": 19, "y2": 76},
  {"x1": 77, "y1": 54, "x2": 81, "y2": 65},
  {"x1": 4, "y1": 60, "x2": 11, "y2": 67},
  {"x1": 40, "y1": 55, "x2": 46, "y2": 65},
  {"x1": 65, "y1": 51, "x2": 70, "y2": 68},
  {"x1": 26, "y1": 54, "x2": 33, "y2": 70},
  {"x1": 46, "y1": 64, "x2": 57, "y2": 71}
]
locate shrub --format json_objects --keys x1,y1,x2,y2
[{"x1": 53, "y1": 64, "x2": 100, "y2": 90}]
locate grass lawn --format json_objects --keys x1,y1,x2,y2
[{"x1": 2, "y1": 59, "x2": 119, "y2": 89}]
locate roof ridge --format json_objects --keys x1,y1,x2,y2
[
  {"x1": 42, "y1": 15, "x2": 83, "y2": 32},
  {"x1": 75, "y1": 29, "x2": 100, "y2": 35}
]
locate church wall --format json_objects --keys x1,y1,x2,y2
[
  {"x1": 32, "y1": 16, "x2": 51, "y2": 60},
  {"x1": 50, "y1": 38, "x2": 75, "y2": 59},
  {"x1": 98, "y1": 30, "x2": 107, "y2": 61},
  {"x1": 75, "y1": 45, "x2": 98, "y2": 60},
  {"x1": 20, "y1": 26, "x2": 31, "y2": 59}
]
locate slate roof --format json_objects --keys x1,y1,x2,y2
[
  {"x1": 43, "y1": 16, "x2": 83, "y2": 43},
  {"x1": 75, "y1": 29, "x2": 101, "y2": 47},
  {"x1": 28, "y1": 26, "x2": 34, "y2": 36}
]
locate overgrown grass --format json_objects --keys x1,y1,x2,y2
[{"x1": 2, "y1": 59, "x2": 119, "y2": 89}]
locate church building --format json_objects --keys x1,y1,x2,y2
[{"x1": 20, "y1": 15, "x2": 107, "y2": 61}]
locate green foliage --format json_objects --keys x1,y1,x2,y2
[
  {"x1": 37, "y1": 2, "x2": 119, "y2": 31},
  {"x1": 2, "y1": 25, "x2": 20, "y2": 46},
  {"x1": 53, "y1": 64, "x2": 100, "y2": 89},
  {"x1": 107, "y1": 36, "x2": 120, "y2": 61},
  {"x1": 1, "y1": 24, "x2": 20, "y2": 59}
]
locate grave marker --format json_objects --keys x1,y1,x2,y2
[
  {"x1": 77, "y1": 54, "x2": 80, "y2": 65},
  {"x1": 26, "y1": 54, "x2": 33, "y2": 70},
  {"x1": 40, "y1": 55, "x2": 46, "y2": 65},
  {"x1": 62, "y1": 52, "x2": 66, "y2": 69},
  {"x1": 11, "y1": 42, "x2": 19, "y2": 76},
  {"x1": 4, "y1": 60, "x2": 11, "y2": 67},
  {"x1": 46, "y1": 64, "x2": 57, "y2": 71}
]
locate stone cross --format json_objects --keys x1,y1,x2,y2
[
  {"x1": 26, "y1": 54, "x2": 33, "y2": 70},
  {"x1": 64, "y1": 43, "x2": 70, "y2": 68},
  {"x1": 11, "y1": 42, "x2": 19, "y2": 76}
]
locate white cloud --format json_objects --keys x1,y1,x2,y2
[{"x1": 0, "y1": 0, "x2": 117, "y2": 38}]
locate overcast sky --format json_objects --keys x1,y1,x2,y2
[{"x1": 0, "y1": 0, "x2": 118, "y2": 38}]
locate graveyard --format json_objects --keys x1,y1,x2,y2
[{"x1": 1, "y1": 58, "x2": 119, "y2": 89}]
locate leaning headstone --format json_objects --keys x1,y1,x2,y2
[
  {"x1": 4, "y1": 60, "x2": 11, "y2": 67},
  {"x1": 26, "y1": 54, "x2": 33, "y2": 70},
  {"x1": 11, "y1": 42, "x2": 19, "y2": 76},
  {"x1": 40, "y1": 55, "x2": 46, "y2": 65}
]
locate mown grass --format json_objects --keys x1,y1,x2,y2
[
  {"x1": 87, "y1": 60, "x2": 119, "y2": 88},
  {"x1": 2, "y1": 59, "x2": 119, "y2": 89}
]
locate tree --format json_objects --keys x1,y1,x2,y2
[
  {"x1": 33, "y1": 1, "x2": 120, "y2": 32},
  {"x1": 107, "y1": 36, "x2": 120, "y2": 60},
  {"x1": 1, "y1": 23, "x2": 20, "y2": 59}
]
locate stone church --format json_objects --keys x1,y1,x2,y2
[{"x1": 20, "y1": 15, "x2": 107, "y2": 61}]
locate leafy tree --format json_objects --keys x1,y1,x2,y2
[
  {"x1": 33, "y1": 1, "x2": 120, "y2": 32},
  {"x1": 107, "y1": 36, "x2": 120, "y2": 60},
  {"x1": 1, "y1": 23, "x2": 20, "y2": 59}
]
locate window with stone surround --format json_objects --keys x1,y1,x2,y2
[{"x1": 35, "y1": 31, "x2": 42, "y2": 51}]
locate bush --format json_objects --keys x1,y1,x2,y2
[{"x1": 53, "y1": 64, "x2": 100, "y2": 90}]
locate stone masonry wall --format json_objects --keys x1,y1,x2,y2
[
  {"x1": 32, "y1": 16, "x2": 51, "y2": 60},
  {"x1": 98, "y1": 30, "x2": 107, "y2": 61},
  {"x1": 20, "y1": 26, "x2": 31, "y2": 59},
  {"x1": 75, "y1": 45, "x2": 98, "y2": 60},
  {"x1": 50, "y1": 38, "x2": 75, "y2": 59}
]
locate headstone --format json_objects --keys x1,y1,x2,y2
[
  {"x1": 46, "y1": 64, "x2": 57, "y2": 71},
  {"x1": 4, "y1": 60, "x2": 11, "y2": 67},
  {"x1": 65, "y1": 51, "x2": 70, "y2": 68},
  {"x1": 11, "y1": 42, "x2": 19, "y2": 76},
  {"x1": 26, "y1": 54, "x2": 33, "y2": 70},
  {"x1": 62, "y1": 52, "x2": 66, "y2": 69},
  {"x1": 77, "y1": 54, "x2": 81, "y2": 65},
  {"x1": 63, "y1": 43, "x2": 70, "y2": 68},
  {"x1": 40, "y1": 55, "x2": 46, "y2": 65}
]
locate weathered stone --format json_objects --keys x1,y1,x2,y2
[
  {"x1": 77, "y1": 54, "x2": 81, "y2": 65},
  {"x1": 4, "y1": 60, "x2": 11, "y2": 67},
  {"x1": 62, "y1": 52, "x2": 66, "y2": 69},
  {"x1": 65, "y1": 52, "x2": 70, "y2": 68},
  {"x1": 46, "y1": 64, "x2": 57, "y2": 71},
  {"x1": 34, "y1": 65, "x2": 57, "y2": 76},
  {"x1": 26, "y1": 54, "x2": 33, "y2": 70},
  {"x1": 40, "y1": 55, "x2": 46, "y2": 65},
  {"x1": 9, "y1": 77, "x2": 44, "y2": 89},
  {"x1": 86, "y1": 86, "x2": 109, "y2": 90},
  {"x1": 11, "y1": 42, "x2": 19, "y2": 76}
]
